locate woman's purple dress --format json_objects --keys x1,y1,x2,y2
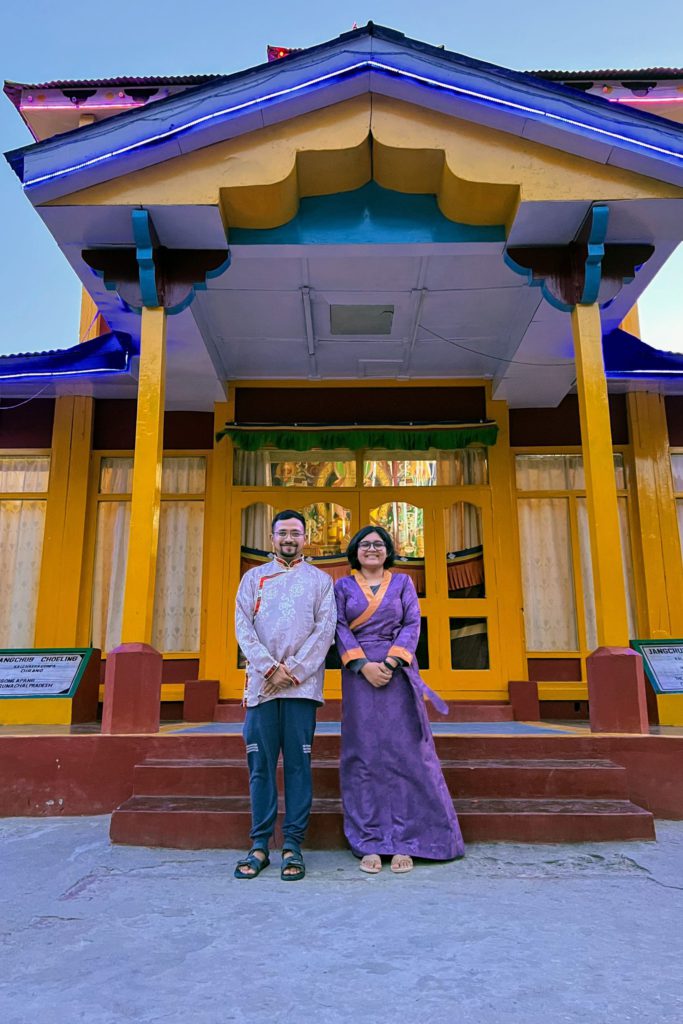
[{"x1": 335, "y1": 571, "x2": 465, "y2": 860}]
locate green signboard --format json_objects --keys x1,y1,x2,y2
[
  {"x1": 631, "y1": 640, "x2": 683, "y2": 695},
  {"x1": 0, "y1": 649, "x2": 94, "y2": 699},
  {"x1": 0, "y1": 648, "x2": 101, "y2": 725}
]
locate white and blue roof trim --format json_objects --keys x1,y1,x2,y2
[
  {"x1": 603, "y1": 328, "x2": 683, "y2": 379},
  {"x1": 0, "y1": 331, "x2": 136, "y2": 381},
  {"x1": 6, "y1": 24, "x2": 683, "y2": 205}
]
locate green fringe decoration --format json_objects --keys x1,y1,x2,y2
[{"x1": 216, "y1": 423, "x2": 498, "y2": 451}]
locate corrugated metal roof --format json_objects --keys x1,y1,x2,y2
[
  {"x1": 3, "y1": 76, "x2": 219, "y2": 109},
  {"x1": 531, "y1": 68, "x2": 683, "y2": 80},
  {"x1": 0, "y1": 331, "x2": 137, "y2": 379}
]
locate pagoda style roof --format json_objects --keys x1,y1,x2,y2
[
  {"x1": 4, "y1": 23, "x2": 683, "y2": 408},
  {"x1": 7, "y1": 22, "x2": 683, "y2": 202}
]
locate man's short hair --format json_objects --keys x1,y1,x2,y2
[
  {"x1": 271, "y1": 509, "x2": 306, "y2": 533},
  {"x1": 346, "y1": 525, "x2": 396, "y2": 570}
]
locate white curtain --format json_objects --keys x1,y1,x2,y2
[
  {"x1": 0, "y1": 456, "x2": 50, "y2": 493},
  {"x1": 670, "y1": 455, "x2": 683, "y2": 492},
  {"x1": 152, "y1": 500, "x2": 204, "y2": 651},
  {"x1": 576, "y1": 497, "x2": 637, "y2": 649},
  {"x1": 439, "y1": 448, "x2": 488, "y2": 486},
  {"x1": 233, "y1": 450, "x2": 272, "y2": 487},
  {"x1": 161, "y1": 456, "x2": 205, "y2": 494},
  {"x1": 91, "y1": 457, "x2": 205, "y2": 652},
  {"x1": 0, "y1": 499, "x2": 47, "y2": 646},
  {"x1": 515, "y1": 453, "x2": 583, "y2": 490},
  {"x1": 91, "y1": 501, "x2": 131, "y2": 652},
  {"x1": 517, "y1": 497, "x2": 578, "y2": 651},
  {"x1": 235, "y1": 452, "x2": 272, "y2": 550},
  {"x1": 99, "y1": 457, "x2": 134, "y2": 494},
  {"x1": 241, "y1": 503, "x2": 273, "y2": 551},
  {"x1": 446, "y1": 501, "x2": 482, "y2": 551}
]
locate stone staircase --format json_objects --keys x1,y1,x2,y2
[{"x1": 110, "y1": 736, "x2": 655, "y2": 848}]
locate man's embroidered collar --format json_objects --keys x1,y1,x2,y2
[{"x1": 272, "y1": 553, "x2": 305, "y2": 570}]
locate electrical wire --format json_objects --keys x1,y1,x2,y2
[
  {"x1": 418, "y1": 322, "x2": 574, "y2": 368},
  {"x1": 0, "y1": 385, "x2": 52, "y2": 407}
]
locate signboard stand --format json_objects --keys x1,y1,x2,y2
[
  {"x1": 631, "y1": 640, "x2": 683, "y2": 726},
  {"x1": 0, "y1": 649, "x2": 101, "y2": 725}
]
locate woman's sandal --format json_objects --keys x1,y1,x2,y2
[
  {"x1": 234, "y1": 850, "x2": 270, "y2": 879},
  {"x1": 360, "y1": 855, "x2": 382, "y2": 874},
  {"x1": 390, "y1": 854, "x2": 414, "y2": 874},
  {"x1": 281, "y1": 849, "x2": 306, "y2": 881}
]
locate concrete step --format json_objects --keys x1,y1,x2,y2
[
  {"x1": 110, "y1": 792, "x2": 654, "y2": 849},
  {"x1": 213, "y1": 703, "x2": 244, "y2": 723},
  {"x1": 132, "y1": 756, "x2": 628, "y2": 802},
  {"x1": 133, "y1": 758, "x2": 341, "y2": 799},
  {"x1": 453, "y1": 798, "x2": 655, "y2": 842},
  {"x1": 110, "y1": 795, "x2": 345, "y2": 849},
  {"x1": 213, "y1": 702, "x2": 515, "y2": 724},
  {"x1": 441, "y1": 758, "x2": 629, "y2": 799},
  {"x1": 427, "y1": 704, "x2": 515, "y2": 722}
]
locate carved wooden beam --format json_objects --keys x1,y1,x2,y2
[
  {"x1": 505, "y1": 205, "x2": 653, "y2": 310},
  {"x1": 83, "y1": 209, "x2": 230, "y2": 314}
]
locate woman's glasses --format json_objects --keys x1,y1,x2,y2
[{"x1": 358, "y1": 541, "x2": 386, "y2": 550}]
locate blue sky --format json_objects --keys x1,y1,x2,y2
[{"x1": 1, "y1": 0, "x2": 682, "y2": 356}]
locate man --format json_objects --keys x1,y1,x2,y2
[{"x1": 234, "y1": 509, "x2": 337, "y2": 881}]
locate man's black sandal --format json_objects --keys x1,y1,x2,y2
[
  {"x1": 234, "y1": 850, "x2": 270, "y2": 879},
  {"x1": 281, "y1": 849, "x2": 306, "y2": 881}
]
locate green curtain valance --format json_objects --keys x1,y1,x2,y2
[{"x1": 216, "y1": 421, "x2": 499, "y2": 452}]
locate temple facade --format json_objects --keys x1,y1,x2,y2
[{"x1": 3, "y1": 23, "x2": 683, "y2": 723}]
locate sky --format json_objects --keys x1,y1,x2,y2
[{"x1": 1, "y1": 0, "x2": 682, "y2": 357}]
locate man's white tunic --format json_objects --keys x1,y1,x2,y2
[{"x1": 235, "y1": 556, "x2": 337, "y2": 707}]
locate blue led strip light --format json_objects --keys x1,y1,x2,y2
[
  {"x1": 22, "y1": 60, "x2": 683, "y2": 190},
  {"x1": 0, "y1": 355, "x2": 131, "y2": 381}
]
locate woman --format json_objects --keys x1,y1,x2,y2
[{"x1": 335, "y1": 525, "x2": 465, "y2": 873}]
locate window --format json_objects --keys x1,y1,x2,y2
[
  {"x1": 0, "y1": 456, "x2": 50, "y2": 646},
  {"x1": 233, "y1": 449, "x2": 356, "y2": 487},
  {"x1": 515, "y1": 452, "x2": 636, "y2": 652},
  {"x1": 363, "y1": 448, "x2": 488, "y2": 487},
  {"x1": 91, "y1": 456, "x2": 206, "y2": 652},
  {"x1": 672, "y1": 453, "x2": 683, "y2": 554}
]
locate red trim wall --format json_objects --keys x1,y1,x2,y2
[
  {"x1": 0, "y1": 399, "x2": 55, "y2": 448},
  {"x1": 510, "y1": 394, "x2": 629, "y2": 446},
  {"x1": 92, "y1": 401, "x2": 214, "y2": 450},
  {"x1": 234, "y1": 386, "x2": 487, "y2": 424},
  {"x1": 528, "y1": 658, "x2": 583, "y2": 682},
  {"x1": 665, "y1": 396, "x2": 683, "y2": 445}
]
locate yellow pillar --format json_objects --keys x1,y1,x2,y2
[
  {"x1": 572, "y1": 303, "x2": 630, "y2": 647},
  {"x1": 199, "y1": 398, "x2": 233, "y2": 686},
  {"x1": 79, "y1": 288, "x2": 109, "y2": 343},
  {"x1": 627, "y1": 391, "x2": 683, "y2": 637},
  {"x1": 121, "y1": 306, "x2": 167, "y2": 644},
  {"x1": 486, "y1": 395, "x2": 527, "y2": 683},
  {"x1": 35, "y1": 396, "x2": 94, "y2": 646}
]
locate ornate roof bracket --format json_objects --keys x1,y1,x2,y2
[
  {"x1": 82, "y1": 208, "x2": 231, "y2": 314},
  {"x1": 504, "y1": 204, "x2": 654, "y2": 311}
]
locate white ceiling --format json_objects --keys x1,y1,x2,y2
[{"x1": 193, "y1": 242, "x2": 552, "y2": 393}]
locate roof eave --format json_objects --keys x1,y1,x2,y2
[{"x1": 8, "y1": 23, "x2": 683, "y2": 204}]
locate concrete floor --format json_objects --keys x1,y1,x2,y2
[{"x1": 2, "y1": 818, "x2": 683, "y2": 1024}]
